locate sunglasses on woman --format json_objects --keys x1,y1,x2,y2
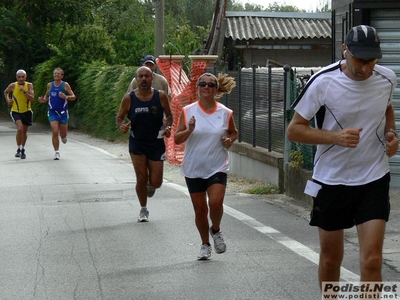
[{"x1": 198, "y1": 82, "x2": 217, "y2": 88}]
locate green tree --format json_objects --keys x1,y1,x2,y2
[
  {"x1": 2, "y1": 0, "x2": 103, "y2": 27},
  {"x1": 265, "y1": 2, "x2": 306, "y2": 12},
  {"x1": 164, "y1": 0, "x2": 186, "y2": 17},
  {"x1": 0, "y1": 0, "x2": 104, "y2": 88},
  {"x1": 94, "y1": 0, "x2": 154, "y2": 65},
  {"x1": 314, "y1": 0, "x2": 331, "y2": 12},
  {"x1": 243, "y1": 3, "x2": 264, "y2": 11},
  {"x1": 182, "y1": 0, "x2": 216, "y2": 29},
  {"x1": 227, "y1": 0, "x2": 305, "y2": 12}
]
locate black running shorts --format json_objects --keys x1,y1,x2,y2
[
  {"x1": 129, "y1": 136, "x2": 166, "y2": 161},
  {"x1": 11, "y1": 111, "x2": 33, "y2": 126},
  {"x1": 185, "y1": 172, "x2": 227, "y2": 194},
  {"x1": 309, "y1": 173, "x2": 390, "y2": 231}
]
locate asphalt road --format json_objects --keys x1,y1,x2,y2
[{"x1": 0, "y1": 119, "x2": 399, "y2": 300}]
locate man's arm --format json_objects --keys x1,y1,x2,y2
[
  {"x1": 286, "y1": 111, "x2": 362, "y2": 148},
  {"x1": 116, "y1": 94, "x2": 131, "y2": 133},
  {"x1": 25, "y1": 82, "x2": 34, "y2": 102},
  {"x1": 384, "y1": 103, "x2": 398, "y2": 157},
  {"x1": 38, "y1": 82, "x2": 52, "y2": 103},
  {"x1": 4, "y1": 83, "x2": 15, "y2": 105},
  {"x1": 152, "y1": 73, "x2": 171, "y2": 102},
  {"x1": 63, "y1": 82, "x2": 76, "y2": 101},
  {"x1": 161, "y1": 77, "x2": 171, "y2": 102},
  {"x1": 384, "y1": 104, "x2": 396, "y2": 133}
]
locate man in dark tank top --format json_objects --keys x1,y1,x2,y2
[{"x1": 116, "y1": 66, "x2": 173, "y2": 222}]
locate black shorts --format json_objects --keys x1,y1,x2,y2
[
  {"x1": 185, "y1": 172, "x2": 227, "y2": 193},
  {"x1": 10, "y1": 111, "x2": 33, "y2": 126},
  {"x1": 310, "y1": 173, "x2": 390, "y2": 231},
  {"x1": 129, "y1": 136, "x2": 166, "y2": 161}
]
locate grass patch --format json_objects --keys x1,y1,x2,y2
[
  {"x1": 243, "y1": 185, "x2": 280, "y2": 195},
  {"x1": 228, "y1": 174, "x2": 281, "y2": 194}
]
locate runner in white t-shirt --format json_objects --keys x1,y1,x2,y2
[{"x1": 287, "y1": 25, "x2": 398, "y2": 292}]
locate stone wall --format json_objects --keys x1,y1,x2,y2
[{"x1": 229, "y1": 141, "x2": 312, "y2": 206}]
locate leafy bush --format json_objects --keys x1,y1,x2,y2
[
  {"x1": 289, "y1": 148, "x2": 304, "y2": 170},
  {"x1": 74, "y1": 63, "x2": 137, "y2": 141}
]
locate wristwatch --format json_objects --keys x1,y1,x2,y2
[{"x1": 387, "y1": 128, "x2": 398, "y2": 138}]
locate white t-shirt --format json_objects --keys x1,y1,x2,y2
[
  {"x1": 181, "y1": 101, "x2": 233, "y2": 179},
  {"x1": 293, "y1": 60, "x2": 397, "y2": 185}
]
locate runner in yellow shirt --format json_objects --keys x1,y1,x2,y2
[{"x1": 4, "y1": 69, "x2": 35, "y2": 159}]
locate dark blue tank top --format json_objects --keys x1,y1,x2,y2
[
  {"x1": 128, "y1": 89, "x2": 164, "y2": 140},
  {"x1": 48, "y1": 81, "x2": 67, "y2": 112}
]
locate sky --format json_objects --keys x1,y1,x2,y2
[{"x1": 238, "y1": 0, "x2": 323, "y2": 12}]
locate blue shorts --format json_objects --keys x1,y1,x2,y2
[
  {"x1": 310, "y1": 173, "x2": 390, "y2": 231},
  {"x1": 185, "y1": 172, "x2": 227, "y2": 193},
  {"x1": 11, "y1": 111, "x2": 33, "y2": 126},
  {"x1": 129, "y1": 136, "x2": 166, "y2": 161},
  {"x1": 48, "y1": 110, "x2": 69, "y2": 124}
]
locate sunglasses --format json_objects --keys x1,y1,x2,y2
[
  {"x1": 346, "y1": 47, "x2": 378, "y2": 66},
  {"x1": 198, "y1": 82, "x2": 217, "y2": 88}
]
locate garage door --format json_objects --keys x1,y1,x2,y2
[{"x1": 371, "y1": 9, "x2": 400, "y2": 188}]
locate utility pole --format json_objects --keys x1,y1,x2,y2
[{"x1": 154, "y1": 0, "x2": 165, "y2": 57}]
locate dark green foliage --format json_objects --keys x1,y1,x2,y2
[
  {"x1": 3, "y1": 0, "x2": 103, "y2": 27},
  {"x1": 64, "y1": 25, "x2": 116, "y2": 66},
  {"x1": 73, "y1": 63, "x2": 136, "y2": 141},
  {"x1": 0, "y1": 7, "x2": 49, "y2": 83},
  {"x1": 2, "y1": 0, "x2": 325, "y2": 142},
  {"x1": 94, "y1": 0, "x2": 153, "y2": 66},
  {"x1": 91, "y1": 66, "x2": 125, "y2": 137},
  {"x1": 0, "y1": 0, "x2": 102, "y2": 84},
  {"x1": 74, "y1": 62, "x2": 108, "y2": 133}
]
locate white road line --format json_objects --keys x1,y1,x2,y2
[
  {"x1": 223, "y1": 205, "x2": 360, "y2": 282},
  {"x1": 74, "y1": 143, "x2": 360, "y2": 283},
  {"x1": 164, "y1": 182, "x2": 360, "y2": 282}
]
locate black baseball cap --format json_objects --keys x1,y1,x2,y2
[
  {"x1": 142, "y1": 55, "x2": 156, "y2": 65},
  {"x1": 345, "y1": 25, "x2": 382, "y2": 59}
]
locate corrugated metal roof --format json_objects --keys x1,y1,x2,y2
[{"x1": 225, "y1": 11, "x2": 332, "y2": 41}]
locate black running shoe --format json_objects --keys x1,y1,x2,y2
[
  {"x1": 20, "y1": 149, "x2": 26, "y2": 159},
  {"x1": 15, "y1": 149, "x2": 21, "y2": 157}
]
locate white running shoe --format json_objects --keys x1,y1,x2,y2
[
  {"x1": 210, "y1": 227, "x2": 227, "y2": 254},
  {"x1": 137, "y1": 208, "x2": 149, "y2": 222},
  {"x1": 54, "y1": 152, "x2": 60, "y2": 160},
  {"x1": 197, "y1": 244, "x2": 212, "y2": 260},
  {"x1": 61, "y1": 137, "x2": 67, "y2": 144}
]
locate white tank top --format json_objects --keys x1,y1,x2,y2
[{"x1": 180, "y1": 101, "x2": 233, "y2": 179}]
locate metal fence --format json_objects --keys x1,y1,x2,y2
[
  {"x1": 212, "y1": 62, "x2": 318, "y2": 170},
  {"x1": 288, "y1": 69, "x2": 317, "y2": 171},
  {"x1": 214, "y1": 63, "x2": 285, "y2": 152}
]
